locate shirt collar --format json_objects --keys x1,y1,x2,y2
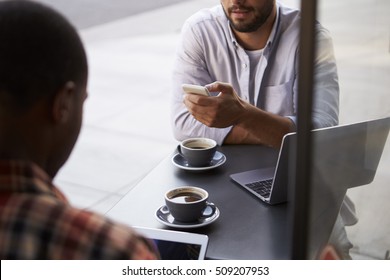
[
  {"x1": 226, "y1": 2, "x2": 280, "y2": 50},
  {"x1": 0, "y1": 160, "x2": 68, "y2": 202}
]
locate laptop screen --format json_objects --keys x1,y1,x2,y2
[{"x1": 291, "y1": 117, "x2": 390, "y2": 259}]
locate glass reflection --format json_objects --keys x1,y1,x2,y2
[{"x1": 313, "y1": 0, "x2": 390, "y2": 260}]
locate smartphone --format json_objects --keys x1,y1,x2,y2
[{"x1": 182, "y1": 84, "x2": 210, "y2": 96}]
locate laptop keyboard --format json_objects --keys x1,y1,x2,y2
[{"x1": 245, "y1": 179, "x2": 273, "y2": 198}]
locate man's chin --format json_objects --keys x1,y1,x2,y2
[{"x1": 230, "y1": 22, "x2": 258, "y2": 33}]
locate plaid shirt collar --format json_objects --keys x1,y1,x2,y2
[{"x1": 0, "y1": 160, "x2": 68, "y2": 202}]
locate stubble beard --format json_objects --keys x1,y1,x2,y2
[{"x1": 224, "y1": 0, "x2": 275, "y2": 33}]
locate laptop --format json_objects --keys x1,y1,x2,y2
[
  {"x1": 230, "y1": 116, "x2": 390, "y2": 205},
  {"x1": 230, "y1": 131, "x2": 295, "y2": 205},
  {"x1": 132, "y1": 226, "x2": 208, "y2": 260},
  {"x1": 300, "y1": 116, "x2": 390, "y2": 259}
]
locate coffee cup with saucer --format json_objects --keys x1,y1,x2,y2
[
  {"x1": 173, "y1": 138, "x2": 226, "y2": 171},
  {"x1": 155, "y1": 186, "x2": 220, "y2": 228}
]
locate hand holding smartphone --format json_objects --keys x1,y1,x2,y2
[{"x1": 182, "y1": 84, "x2": 210, "y2": 96}]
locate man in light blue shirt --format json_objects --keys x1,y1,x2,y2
[
  {"x1": 171, "y1": 0, "x2": 339, "y2": 148},
  {"x1": 171, "y1": 0, "x2": 353, "y2": 259}
]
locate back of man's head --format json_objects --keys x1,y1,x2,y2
[{"x1": 0, "y1": 0, "x2": 88, "y2": 114}]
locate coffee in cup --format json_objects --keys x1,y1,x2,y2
[
  {"x1": 165, "y1": 186, "x2": 215, "y2": 222},
  {"x1": 177, "y1": 138, "x2": 217, "y2": 167}
]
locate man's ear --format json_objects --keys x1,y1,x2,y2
[{"x1": 52, "y1": 81, "x2": 76, "y2": 123}]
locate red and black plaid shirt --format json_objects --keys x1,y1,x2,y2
[{"x1": 0, "y1": 160, "x2": 158, "y2": 259}]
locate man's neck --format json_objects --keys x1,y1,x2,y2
[{"x1": 0, "y1": 113, "x2": 52, "y2": 177}]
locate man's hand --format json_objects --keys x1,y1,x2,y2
[
  {"x1": 184, "y1": 81, "x2": 295, "y2": 148},
  {"x1": 183, "y1": 82, "x2": 246, "y2": 128}
]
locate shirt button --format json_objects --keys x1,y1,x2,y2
[{"x1": 242, "y1": 63, "x2": 248, "y2": 69}]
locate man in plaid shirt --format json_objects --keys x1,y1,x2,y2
[{"x1": 0, "y1": 0, "x2": 158, "y2": 259}]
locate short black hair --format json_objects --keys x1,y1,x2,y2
[{"x1": 0, "y1": 0, "x2": 88, "y2": 112}]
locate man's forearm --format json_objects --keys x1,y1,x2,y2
[{"x1": 224, "y1": 103, "x2": 296, "y2": 148}]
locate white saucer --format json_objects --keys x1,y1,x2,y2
[
  {"x1": 155, "y1": 204, "x2": 220, "y2": 229},
  {"x1": 171, "y1": 151, "x2": 226, "y2": 171}
]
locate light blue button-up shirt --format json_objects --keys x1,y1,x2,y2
[{"x1": 171, "y1": 3, "x2": 339, "y2": 145}]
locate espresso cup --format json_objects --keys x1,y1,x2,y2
[
  {"x1": 177, "y1": 138, "x2": 217, "y2": 167},
  {"x1": 165, "y1": 186, "x2": 215, "y2": 222}
]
